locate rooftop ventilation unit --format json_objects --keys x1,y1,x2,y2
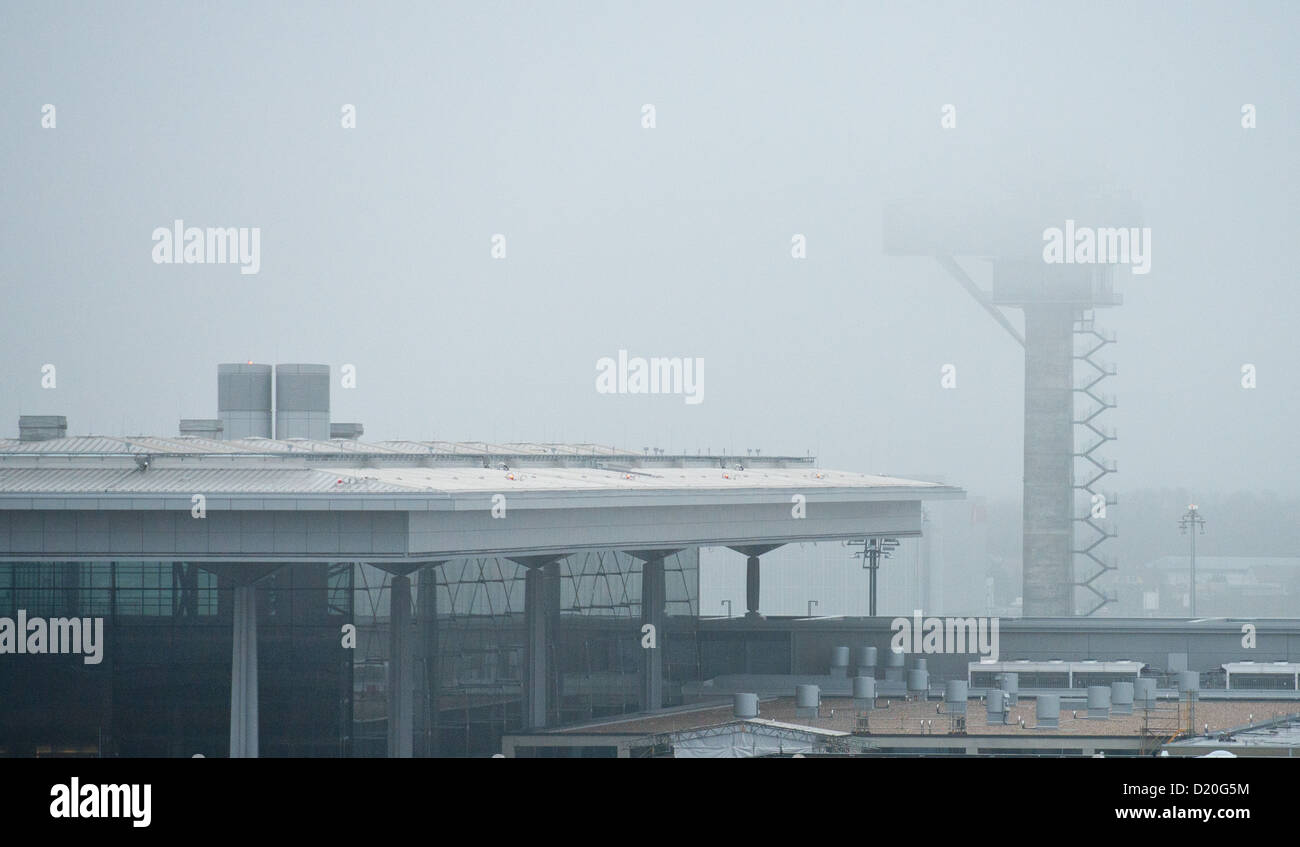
[
  {"x1": 1086, "y1": 685, "x2": 1111, "y2": 719},
  {"x1": 275, "y1": 364, "x2": 330, "y2": 440},
  {"x1": 1111, "y1": 681, "x2": 1134, "y2": 715},
  {"x1": 18, "y1": 415, "x2": 67, "y2": 442},
  {"x1": 987, "y1": 689, "x2": 1008, "y2": 724},
  {"x1": 857, "y1": 645, "x2": 878, "y2": 677},
  {"x1": 884, "y1": 650, "x2": 905, "y2": 681},
  {"x1": 945, "y1": 680, "x2": 969, "y2": 716},
  {"x1": 734, "y1": 693, "x2": 759, "y2": 719},
  {"x1": 997, "y1": 672, "x2": 1019, "y2": 706},
  {"x1": 853, "y1": 676, "x2": 876, "y2": 711},
  {"x1": 1035, "y1": 694, "x2": 1060, "y2": 729},
  {"x1": 179, "y1": 419, "x2": 223, "y2": 439},
  {"x1": 795, "y1": 684, "x2": 820, "y2": 719},
  {"x1": 1134, "y1": 677, "x2": 1157, "y2": 710},
  {"x1": 330, "y1": 422, "x2": 364, "y2": 440},
  {"x1": 830, "y1": 646, "x2": 850, "y2": 679},
  {"x1": 218, "y1": 363, "x2": 272, "y2": 440}
]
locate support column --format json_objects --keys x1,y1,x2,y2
[
  {"x1": 203, "y1": 563, "x2": 280, "y2": 759},
  {"x1": 388, "y1": 574, "x2": 414, "y2": 758},
  {"x1": 640, "y1": 556, "x2": 665, "y2": 712},
  {"x1": 511, "y1": 555, "x2": 565, "y2": 730},
  {"x1": 1022, "y1": 303, "x2": 1077, "y2": 616},
  {"x1": 524, "y1": 567, "x2": 547, "y2": 729},
  {"x1": 230, "y1": 583, "x2": 258, "y2": 759}
]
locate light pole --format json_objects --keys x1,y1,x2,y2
[
  {"x1": 721, "y1": 599, "x2": 732, "y2": 619},
  {"x1": 1179, "y1": 504, "x2": 1206, "y2": 616}
]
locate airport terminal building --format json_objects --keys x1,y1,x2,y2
[{"x1": 0, "y1": 364, "x2": 960, "y2": 757}]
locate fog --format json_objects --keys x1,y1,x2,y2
[{"x1": 2, "y1": 2, "x2": 1296, "y2": 613}]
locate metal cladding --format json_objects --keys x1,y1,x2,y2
[
  {"x1": 997, "y1": 672, "x2": 1019, "y2": 706},
  {"x1": 987, "y1": 689, "x2": 1007, "y2": 723},
  {"x1": 1035, "y1": 694, "x2": 1060, "y2": 728},
  {"x1": 179, "y1": 418, "x2": 223, "y2": 439},
  {"x1": 884, "y1": 649, "x2": 906, "y2": 681},
  {"x1": 830, "y1": 646, "x2": 850, "y2": 678},
  {"x1": 330, "y1": 422, "x2": 364, "y2": 440},
  {"x1": 1086, "y1": 685, "x2": 1111, "y2": 719},
  {"x1": 1134, "y1": 677, "x2": 1157, "y2": 709},
  {"x1": 275, "y1": 364, "x2": 331, "y2": 440},
  {"x1": 18, "y1": 416, "x2": 67, "y2": 442},
  {"x1": 907, "y1": 668, "x2": 929, "y2": 694},
  {"x1": 945, "y1": 680, "x2": 969, "y2": 715},
  {"x1": 852, "y1": 676, "x2": 876, "y2": 705},
  {"x1": 733, "y1": 693, "x2": 759, "y2": 719},
  {"x1": 1177, "y1": 670, "x2": 1201, "y2": 693},
  {"x1": 218, "y1": 363, "x2": 273, "y2": 439},
  {"x1": 1111, "y1": 681, "x2": 1135, "y2": 715},
  {"x1": 1168, "y1": 652, "x2": 1189, "y2": 673}
]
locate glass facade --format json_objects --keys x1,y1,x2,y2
[{"x1": 0, "y1": 549, "x2": 699, "y2": 757}]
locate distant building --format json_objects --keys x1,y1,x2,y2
[{"x1": 1131, "y1": 557, "x2": 1300, "y2": 618}]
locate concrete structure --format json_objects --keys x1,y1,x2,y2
[{"x1": 885, "y1": 185, "x2": 1134, "y2": 615}]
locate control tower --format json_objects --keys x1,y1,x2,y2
[{"x1": 885, "y1": 183, "x2": 1135, "y2": 615}]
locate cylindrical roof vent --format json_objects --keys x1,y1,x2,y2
[
  {"x1": 734, "y1": 693, "x2": 759, "y2": 719},
  {"x1": 1177, "y1": 670, "x2": 1200, "y2": 693},
  {"x1": 1111, "y1": 681, "x2": 1135, "y2": 715},
  {"x1": 853, "y1": 675, "x2": 876, "y2": 709},
  {"x1": 795, "y1": 684, "x2": 820, "y2": 718},
  {"x1": 218, "y1": 363, "x2": 272, "y2": 440},
  {"x1": 884, "y1": 649, "x2": 906, "y2": 681},
  {"x1": 945, "y1": 680, "x2": 969, "y2": 715},
  {"x1": 830, "y1": 645, "x2": 850, "y2": 678},
  {"x1": 179, "y1": 418, "x2": 223, "y2": 439},
  {"x1": 910, "y1": 656, "x2": 928, "y2": 672},
  {"x1": 275, "y1": 364, "x2": 331, "y2": 440},
  {"x1": 858, "y1": 645, "x2": 878, "y2": 674},
  {"x1": 1035, "y1": 694, "x2": 1060, "y2": 729},
  {"x1": 997, "y1": 672, "x2": 1019, "y2": 706},
  {"x1": 18, "y1": 415, "x2": 67, "y2": 442},
  {"x1": 1086, "y1": 685, "x2": 1111, "y2": 719},
  {"x1": 987, "y1": 689, "x2": 1007, "y2": 724},
  {"x1": 1134, "y1": 677, "x2": 1157, "y2": 709},
  {"x1": 907, "y1": 669, "x2": 929, "y2": 695}
]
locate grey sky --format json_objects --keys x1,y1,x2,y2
[{"x1": 2, "y1": 1, "x2": 1296, "y2": 502}]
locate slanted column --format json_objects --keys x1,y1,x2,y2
[
  {"x1": 388, "y1": 574, "x2": 414, "y2": 758},
  {"x1": 727, "y1": 545, "x2": 782, "y2": 620},
  {"x1": 230, "y1": 583, "x2": 259, "y2": 758}
]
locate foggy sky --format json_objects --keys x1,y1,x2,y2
[{"x1": 2, "y1": 1, "x2": 1296, "y2": 503}]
